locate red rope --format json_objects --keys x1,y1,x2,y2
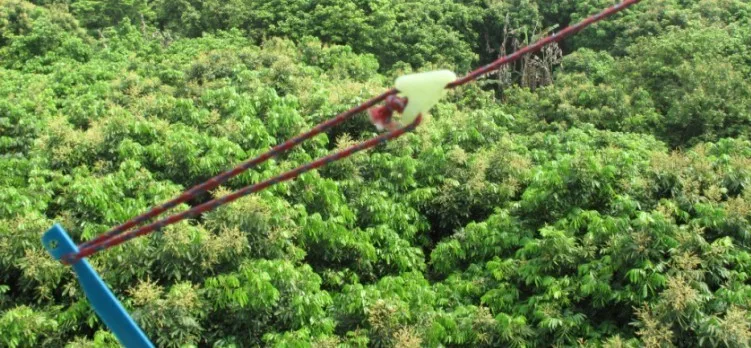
[
  {"x1": 76, "y1": 89, "x2": 397, "y2": 252},
  {"x1": 448, "y1": 0, "x2": 641, "y2": 88},
  {"x1": 61, "y1": 0, "x2": 641, "y2": 264},
  {"x1": 65, "y1": 116, "x2": 421, "y2": 263}
]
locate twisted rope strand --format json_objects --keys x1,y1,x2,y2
[
  {"x1": 64, "y1": 116, "x2": 421, "y2": 263},
  {"x1": 76, "y1": 89, "x2": 397, "y2": 251}
]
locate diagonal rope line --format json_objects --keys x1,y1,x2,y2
[
  {"x1": 448, "y1": 0, "x2": 641, "y2": 88},
  {"x1": 64, "y1": 116, "x2": 421, "y2": 263},
  {"x1": 76, "y1": 89, "x2": 397, "y2": 251},
  {"x1": 62, "y1": 0, "x2": 641, "y2": 264}
]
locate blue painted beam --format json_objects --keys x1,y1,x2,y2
[{"x1": 42, "y1": 224, "x2": 154, "y2": 348}]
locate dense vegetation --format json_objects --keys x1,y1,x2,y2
[{"x1": 2, "y1": 0, "x2": 751, "y2": 346}]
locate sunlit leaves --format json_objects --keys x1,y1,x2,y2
[
  {"x1": 128, "y1": 280, "x2": 204, "y2": 347},
  {"x1": 4, "y1": 0, "x2": 751, "y2": 347},
  {"x1": 204, "y1": 260, "x2": 333, "y2": 345},
  {"x1": 0, "y1": 305, "x2": 58, "y2": 348}
]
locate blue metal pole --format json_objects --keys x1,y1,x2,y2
[{"x1": 42, "y1": 224, "x2": 154, "y2": 348}]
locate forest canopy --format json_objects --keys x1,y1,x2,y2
[{"x1": 2, "y1": 0, "x2": 751, "y2": 347}]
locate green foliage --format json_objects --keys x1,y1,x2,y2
[
  {"x1": 0, "y1": 305, "x2": 58, "y2": 348},
  {"x1": 2, "y1": 0, "x2": 751, "y2": 347},
  {"x1": 128, "y1": 280, "x2": 204, "y2": 347},
  {"x1": 0, "y1": 1, "x2": 92, "y2": 71},
  {"x1": 71, "y1": 0, "x2": 153, "y2": 30},
  {"x1": 147, "y1": 0, "x2": 482, "y2": 73},
  {"x1": 204, "y1": 260, "x2": 334, "y2": 346}
]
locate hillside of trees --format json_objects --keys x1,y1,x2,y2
[{"x1": 2, "y1": 0, "x2": 751, "y2": 346}]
